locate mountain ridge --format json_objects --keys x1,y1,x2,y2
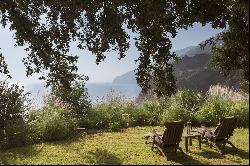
[{"x1": 112, "y1": 43, "x2": 214, "y2": 84}]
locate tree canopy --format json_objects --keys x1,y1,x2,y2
[{"x1": 0, "y1": 0, "x2": 248, "y2": 96}]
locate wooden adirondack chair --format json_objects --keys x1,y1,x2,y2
[
  {"x1": 202, "y1": 117, "x2": 238, "y2": 154},
  {"x1": 144, "y1": 120, "x2": 185, "y2": 160}
]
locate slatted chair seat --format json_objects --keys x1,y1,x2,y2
[
  {"x1": 144, "y1": 120, "x2": 185, "y2": 160},
  {"x1": 203, "y1": 116, "x2": 238, "y2": 154}
]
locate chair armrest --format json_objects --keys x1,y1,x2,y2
[
  {"x1": 195, "y1": 127, "x2": 207, "y2": 134},
  {"x1": 204, "y1": 130, "x2": 216, "y2": 140},
  {"x1": 151, "y1": 130, "x2": 162, "y2": 144},
  {"x1": 205, "y1": 129, "x2": 214, "y2": 134},
  {"x1": 196, "y1": 127, "x2": 216, "y2": 133}
]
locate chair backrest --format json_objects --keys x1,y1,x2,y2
[
  {"x1": 162, "y1": 120, "x2": 184, "y2": 147},
  {"x1": 214, "y1": 117, "x2": 237, "y2": 140}
]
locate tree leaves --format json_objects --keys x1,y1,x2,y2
[
  {"x1": 0, "y1": 0, "x2": 248, "y2": 96},
  {"x1": 0, "y1": 50, "x2": 11, "y2": 78}
]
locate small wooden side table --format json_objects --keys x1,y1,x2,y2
[{"x1": 182, "y1": 131, "x2": 202, "y2": 152}]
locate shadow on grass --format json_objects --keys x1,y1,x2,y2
[
  {"x1": 197, "y1": 145, "x2": 249, "y2": 160},
  {"x1": 0, "y1": 145, "x2": 40, "y2": 165},
  {"x1": 154, "y1": 149, "x2": 206, "y2": 165},
  {"x1": 170, "y1": 153, "x2": 207, "y2": 165},
  {"x1": 225, "y1": 148, "x2": 250, "y2": 164},
  {"x1": 0, "y1": 133, "x2": 88, "y2": 165},
  {"x1": 46, "y1": 133, "x2": 86, "y2": 146},
  {"x1": 196, "y1": 149, "x2": 224, "y2": 159},
  {"x1": 226, "y1": 147, "x2": 249, "y2": 159},
  {"x1": 85, "y1": 149, "x2": 122, "y2": 165}
]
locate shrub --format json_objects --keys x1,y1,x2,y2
[
  {"x1": 229, "y1": 100, "x2": 249, "y2": 127},
  {"x1": 79, "y1": 91, "x2": 132, "y2": 131},
  {"x1": 52, "y1": 78, "x2": 91, "y2": 118},
  {"x1": 2, "y1": 118, "x2": 28, "y2": 149},
  {"x1": 0, "y1": 81, "x2": 29, "y2": 149},
  {"x1": 128, "y1": 99, "x2": 164, "y2": 126},
  {"x1": 123, "y1": 105, "x2": 149, "y2": 127},
  {"x1": 79, "y1": 106, "x2": 112, "y2": 130},
  {"x1": 195, "y1": 97, "x2": 233, "y2": 126},
  {"x1": 80, "y1": 96, "x2": 165, "y2": 131},
  {"x1": 80, "y1": 102, "x2": 130, "y2": 131},
  {"x1": 27, "y1": 95, "x2": 78, "y2": 142},
  {"x1": 80, "y1": 88, "x2": 249, "y2": 131},
  {"x1": 161, "y1": 90, "x2": 204, "y2": 124}
]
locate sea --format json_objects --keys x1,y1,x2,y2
[{"x1": 25, "y1": 83, "x2": 141, "y2": 108}]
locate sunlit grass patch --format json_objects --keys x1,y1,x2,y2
[{"x1": 0, "y1": 126, "x2": 248, "y2": 165}]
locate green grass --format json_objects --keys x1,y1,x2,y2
[{"x1": 0, "y1": 126, "x2": 248, "y2": 165}]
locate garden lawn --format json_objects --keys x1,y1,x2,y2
[{"x1": 0, "y1": 126, "x2": 249, "y2": 165}]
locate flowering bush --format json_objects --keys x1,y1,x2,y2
[{"x1": 27, "y1": 95, "x2": 78, "y2": 142}]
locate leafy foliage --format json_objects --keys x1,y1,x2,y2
[
  {"x1": 81, "y1": 88, "x2": 248, "y2": 131},
  {"x1": 27, "y1": 95, "x2": 78, "y2": 142},
  {"x1": 130, "y1": 100, "x2": 164, "y2": 126},
  {"x1": 0, "y1": 51, "x2": 11, "y2": 78},
  {"x1": 52, "y1": 77, "x2": 91, "y2": 117},
  {"x1": 80, "y1": 94, "x2": 164, "y2": 131},
  {"x1": 195, "y1": 97, "x2": 232, "y2": 126},
  {"x1": 161, "y1": 90, "x2": 204, "y2": 124},
  {"x1": 230, "y1": 100, "x2": 249, "y2": 127},
  {"x1": 195, "y1": 97, "x2": 249, "y2": 127},
  {"x1": 201, "y1": 0, "x2": 249, "y2": 92},
  {"x1": 0, "y1": 0, "x2": 248, "y2": 96},
  {"x1": 0, "y1": 81, "x2": 29, "y2": 149}
]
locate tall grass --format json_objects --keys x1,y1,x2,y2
[
  {"x1": 208, "y1": 84, "x2": 248, "y2": 102},
  {"x1": 80, "y1": 86, "x2": 249, "y2": 130},
  {"x1": 79, "y1": 90, "x2": 164, "y2": 131}
]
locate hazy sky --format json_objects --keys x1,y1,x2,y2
[{"x1": 0, "y1": 23, "x2": 224, "y2": 86}]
